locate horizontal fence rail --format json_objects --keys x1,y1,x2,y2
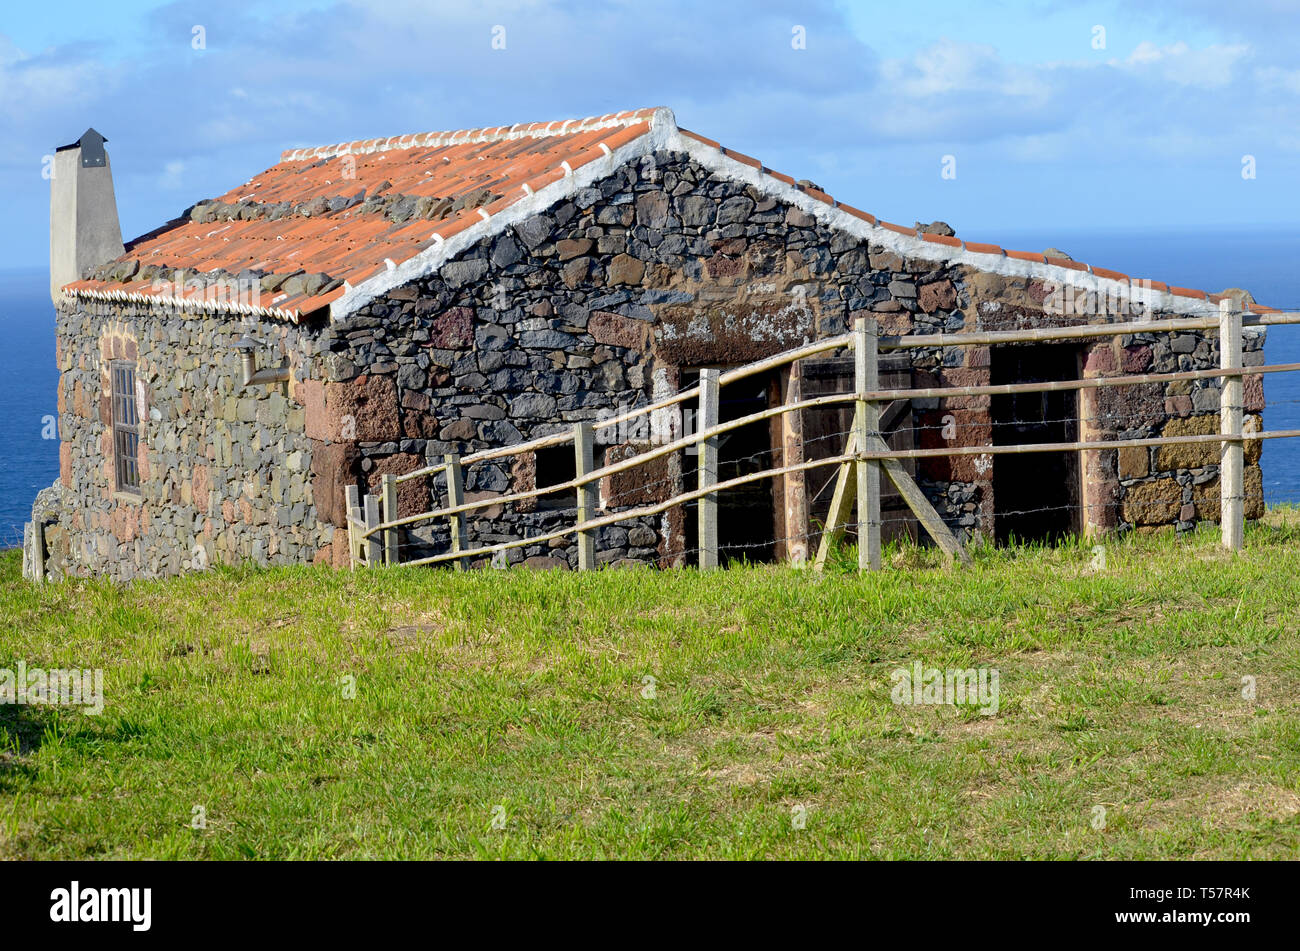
[
  {"x1": 855, "y1": 428, "x2": 1300, "y2": 461},
  {"x1": 347, "y1": 301, "x2": 1300, "y2": 573},
  {"x1": 396, "y1": 454, "x2": 859, "y2": 569}
]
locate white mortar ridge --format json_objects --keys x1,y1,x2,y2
[
  {"x1": 70, "y1": 286, "x2": 296, "y2": 321},
  {"x1": 279, "y1": 109, "x2": 659, "y2": 163}
]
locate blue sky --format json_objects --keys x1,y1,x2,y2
[{"x1": 1, "y1": 0, "x2": 1297, "y2": 268}]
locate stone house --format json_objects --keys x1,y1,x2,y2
[{"x1": 26, "y1": 108, "x2": 1268, "y2": 581}]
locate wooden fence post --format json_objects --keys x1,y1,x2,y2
[
  {"x1": 381, "y1": 473, "x2": 399, "y2": 566},
  {"x1": 346, "y1": 484, "x2": 362, "y2": 569},
  {"x1": 445, "y1": 453, "x2": 469, "y2": 570},
  {"x1": 698, "y1": 368, "x2": 721, "y2": 571},
  {"x1": 574, "y1": 422, "x2": 596, "y2": 570},
  {"x1": 28, "y1": 521, "x2": 45, "y2": 585},
  {"x1": 1220, "y1": 298, "x2": 1244, "y2": 551},
  {"x1": 780, "y1": 362, "x2": 809, "y2": 566},
  {"x1": 855, "y1": 317, "x2": 882, "y2": 571},
  {"x1": 363, "y1": 493, "x2": 382, "y2": 567}
]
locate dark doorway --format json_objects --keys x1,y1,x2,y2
[
  {"x1": 682, "y1": 368, "x2": 779, "y2": 565},
  {"x1": 801, "y1": 355, "x2": 918, "y2": 551},
  {"x1": 990, "y1": 344, "x2": 1081, "y2": 544}
]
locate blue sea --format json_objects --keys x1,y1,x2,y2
[
  {"x1": 0, "y1": 267, "x2": 61, "y2": 549},
  {"x1": 3, "y1": 229, "x2": 1300, "y2": 546}
]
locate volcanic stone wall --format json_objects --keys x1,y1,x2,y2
[
  {"x1": 1104, "y1": 327, "x2": 1266, "y2": 530},
  {"x1": 298, "y1": 148, "x2": 990, "y2": 567},
  {"x1": 32, "y1": 147, "x2": 1264, "y2": 580},
  {"x1": 304, "y1": 146, "x2": 1261, "y2": 564},
  {"x1": 32, "y1": 297, "x2": 332, "y2": 581},
  {"x1": 954, "y1": 272, "x2": 1266, "y2": 536}
]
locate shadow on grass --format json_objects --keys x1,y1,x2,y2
[
  {"x1": 0, "y1": 702, "x2": 52, "y2": 791},
  {"x1": 0, "y1": 699, "x2": 148, "y2": 794}
]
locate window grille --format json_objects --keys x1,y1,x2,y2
[{"x1": 111, "y1": 361, "x2": 140, "y2": 493}]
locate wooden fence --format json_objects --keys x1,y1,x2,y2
[{"x1": 348, "y1": 300, "x2": 1300, "y2": 572}]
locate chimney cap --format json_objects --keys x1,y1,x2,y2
[{"x1": 55, "y1": 128, "x2": 108, "y2": 167}]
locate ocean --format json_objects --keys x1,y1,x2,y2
[
  {"x1": 0, "y1": 267, "x2": 61, "y2": 549},
  {"x1": 3, "y1": 229, "x2": 1299, "y2": 546}
]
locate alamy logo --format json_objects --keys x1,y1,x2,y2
[
  {"x1": 1042, "y1": 278, "x2": 1156, "y2": 320},
  {"x1": 0, "y1": 662, "x2": 103, "y2": 715},
  {"x1": 890, "y1": 661, "x2": 1000, "y2": 715},
  {"x1": 50, "y1": 881, "x2": 151, "y2": 931}
]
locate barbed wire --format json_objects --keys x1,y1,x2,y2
[
  {"x1": 671, "y1": 493, "x2": 1281, "y2": 565},
  {"x1": 374, "y1": 457, "x2": 1274, "y2": 565},
  {"x1": 15, "y1": 368, "x2": 1298, "y2": 567},
  {"x1": 366, "y1": 388, "x2": 1288, "y2": 564},
  {"x1": 359, "y1": 483, "x2": 1282, "y2": 566},
  {"x1": 388, "y1": 396, "x2": 1285, "y2": 522},
  {"x1": 374, "y1": 487, "x2": 1278, "y2": 567}
]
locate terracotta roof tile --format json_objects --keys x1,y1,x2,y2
[
  {"x1": 1169, "y1": 286, "x2": 1207, "y2": 300},
  {"x1": 481, "y1": 194, "x2": 519, "y2": 217},
  {"x1": 720, "y1": 147, "x2": 761, "y2": 169},
  {"x1": 836, "y1": 203, "x2": 876, "y2": 225},
  {"x1": 386, "y1": 220, "x2": 439, "y2": 243},
  {"x1": 678, "y1": 129, "x2": 720, "y2": 149},
  {"x1": 878, "y1": 220, "x2": 916, "y2": 237},
  {"x1": 346, "y1": 263, "x2": 386, "y2": 286},
  {"x1": 432, "y1": 215, "x2": 479, "y2": 241},
  {"x1": 597, "y1": 121, "x2": 650, "y2": 154},
  {"x1": 963, "y1": 242, "x2": 1003, "y2": 256},
  {"x1": 69, "y1": 110, "x2": 658, "y2": 320},
  {"x1": 523, "y1": 167, "x2": 567, "y2": 192},
  {"x1": 921, "y1": 233, "x2": 961, "y2": 248},
  {"x1": 1091, "y1": 266, "x2": 1129, "y2": 282},
  {"x1": 281, "y1": 285, "x2": 348, "y2": 314},
  {"x1": 1005, "y1": 250, "x2": 1046, "y2": 263},
  {"x1": 1045, "y1": 257, "x2": 1088, "y2": 272},
  {"x1": 565, "y1": 148, "x2": 604, "y2": 175}
]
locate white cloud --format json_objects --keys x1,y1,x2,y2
[
  {"x1": 0, "y1": 33, "x2": 115, "y2": 124},
  {"x1": 1256, "y1": 66, "x2": 1300, "y2": 96},
  {"x1": 880, "y1": 38, "x2": 1049, "y2": 100},
  {"x1": 1119, "y1": 40, "x2": 1250, "y2": 88},
  {"x1": 869, "y1": 39, "x2": 1058, "y2": 142},
  {"x1": 158, "y1": 160, "x2": 185, "y2": 190},
  {"x1": 0, "y1": 34, "x2": 26, "y2": 67}
]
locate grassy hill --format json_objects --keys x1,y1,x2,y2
[{"x1": 2, "y1": 515, "x2": 1299, "y2": 859}]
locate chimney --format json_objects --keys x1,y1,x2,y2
[{"x1": 50, "y1": 128, "x2": 125, "y2": 304}]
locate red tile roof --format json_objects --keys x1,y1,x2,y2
[
  {"x1": 64, "y1": 106, "x2": 1269, "y2": 321},
  {"x1": 64, "y1": 110, "x2": 659, "y2": 320}
]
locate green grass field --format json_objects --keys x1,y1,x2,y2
[{"x1": 2, "y1": 514, "x2": 1299, "y2": 860}]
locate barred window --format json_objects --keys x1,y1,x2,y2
[{"x1": 111, "y1": 361, "x2": 140, "y2": 494}]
